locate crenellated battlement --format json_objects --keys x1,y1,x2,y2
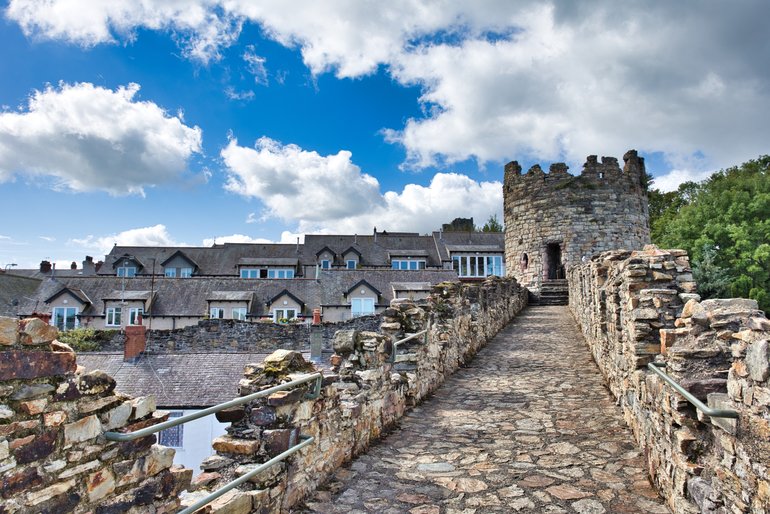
[
  {"x1": 504, "y1": 149, "x2": 647, "y2": 194},
  {"x1": 504, "y1": 149, "x2": 650, "y2": 297}
]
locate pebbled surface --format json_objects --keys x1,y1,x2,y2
[{"x1": 295, "y1": 306, "x2": 670, "y2": 514}]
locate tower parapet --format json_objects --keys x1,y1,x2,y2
[{"x1": 504, "y1": 149, "x2": 650, "y2": 296}]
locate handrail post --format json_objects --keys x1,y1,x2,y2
[{"x1": 646, "y1": 362, "x2": 739, "y2": 419}]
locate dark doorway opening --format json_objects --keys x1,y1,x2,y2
[{"x1": 546, "y1": 243, "x2": 564, "y2": 279}]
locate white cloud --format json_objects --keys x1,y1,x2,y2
[
  {"x1": 222, "y1": 137, "x2": 384, "y2": 222},
  {"x1": 224, "y1": 87, "x2": 255, "y2": 101},
  {"x1": 7, "y1": 1, "x2": 769, "y2": 172},
  {"x1": 651, "y1": 168, "x2": 715, "y2": 193},
  {"x1": 39, "y1": 236, "x2": 56, "y2": 242},
  {"x1": 0, "y1": 235, "x2": 10, "y2": 240},
  {"x1": 243, "y1": 45, "x2": 268, "y2": 85},
  {"x1": 0, "y1": 82, "x2": 203, "y2": 195},
  {"x1": 223, "y1": 138, "x2": 501, "y2": 235},
  {"x1": 202, "y1": 234, "x2": 273, "y2": 246},
  {"x1": 70, "y1": 224, "x2": 180, "y2": 256}
]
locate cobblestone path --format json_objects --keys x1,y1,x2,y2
[{"x1": 297, "y1": 306, "x2": 669, "y2": 513}]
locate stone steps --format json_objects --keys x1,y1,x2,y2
[{"x1": 537, "y1": 280, "x2": 569, "y2": 305}]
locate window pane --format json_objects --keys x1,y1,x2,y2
[
  {"x1": 180, "y1": 267, "x2": 193, "y2": 278},
  {"x1": 165, "y1": 268, "x2": 176, "y2": 277},
  {"x1": 321, "y1": 260, "x2": 330, "y2": 269},
  {"x1": 391, "y1": 262, "x2": 398, "y2": 269},
  {"x1": 158, "y1": 412, "x2": 183, "y2": 447},
  {"x1": 347, "y1": 260, "x2": 356, "y2": 269}
]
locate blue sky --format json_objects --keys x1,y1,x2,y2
[{"x1": 1, "y1": 1, "x2": 768, "y2": 269}]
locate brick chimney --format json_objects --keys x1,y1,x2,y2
[
  {"x1": 124, "y1": 325, "x2": 147, "y2": 362},
  {"x1": 82, "y1": 256, "x2": 96, "y2": 275},
  {"x1": 39, "y1": 260, "x2": 52, "y2": 273},
  {"x1": 70, "y1": 261, "x2": 77, "y2": 270}
]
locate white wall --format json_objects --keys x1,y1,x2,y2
[{"x1": 160, "y1": 409, "x2": 228, "y2": 477}]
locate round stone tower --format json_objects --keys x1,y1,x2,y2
[{"x1": 504, "y1": 150, "x2": 650, "y2": 298}]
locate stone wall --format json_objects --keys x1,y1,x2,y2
[
  {"x1": 0, "y1": 316, "x2": 191, "y2": 513},
  {"x1": 504, "y1": 150, "x2": 650, "y2": 296},
  {"x1": 187, "y1": 276, "x2": 528, "y2": 512},
  {"x1": 568, "y1": 246, "x2": 770, "y2": 513},
  {"x1": 94, "y1": 315, "x2": 381, "y2": 353}
]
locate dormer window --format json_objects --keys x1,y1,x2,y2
[
  {"x1": 117, "y1": 266, "x2": 136, "y2": 277},
  {"x1": 346, "y1": 260, "x2": 357, "y2": 269},
  {"x1": 321, "y1": 260, "x2": 331, "y2": 269},
  {"x1": 391, "y1": 259, "x2": 426, "y2": 270}
]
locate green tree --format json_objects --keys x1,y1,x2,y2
[
  {"x1": 651, "y1": 155, "x2": 770, "y2": 312},
  {"x1": 479, "y1": 214, "x2": 503, "y2": 233}
]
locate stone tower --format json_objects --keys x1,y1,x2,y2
[{"x1": 504, "y1": 150, "x2": 650, "y2": 297}]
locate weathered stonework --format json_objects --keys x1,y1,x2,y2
[
  {"x1": 0, "y1": 316, "x2": 191, "y2": 513},
  {"x1": 569, "y1": 247, "x2": 770, "y2": 514},
  {"x1": 190, "y1": 276, "x2": 528, "y2": 512},
  {"x1": 504, "y1": 150, "x2": 650, "y2": 297},
  {"x1": 92, "y1": 315, "x2": 380, "y2": 353}
]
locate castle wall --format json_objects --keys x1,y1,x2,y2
[
  {"x1": 504, "y1": 150, "x2": 651, "y2": 295},
  {"x1": 190, "y1": 277, "x2": 528, "y2": 512},
  {"x1": 568, "y1": 247, "x2": 770, "y2": 513}
]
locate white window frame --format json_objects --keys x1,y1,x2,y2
[
  {"x1": 240, "y1": 268, "x2": 259, "y2": 278},
  {"x1": 164, "y1": 268, "x2": 176, "y2": 277},
  {"x1": 128, "y1": 307, "x2": 144, "y2": 325},
  {"x1": 273, "y1": 308, "x2": 297, "y2": 322},
  {"x1": 232, "y1": 307, "x2": 247, "y2": 321},
  {"x1": 320, "y1": 259, "x2": 331, "y2": 269},
  {"x1": 180, "y1": 267, "x2": 193, "y2": 278},
  {"x1": 52, "y1": 307, "x2": 79, "y2": 331},
  {"x1": 210, "y1": 307, "x2": 224, "y2": 319},
  {"x1": 106, "y1": 307, "x2": 122, "y2": 327},
  {"x1": 453, "y1": 255, "x2": 504, "y2": 278},
  {"x1": 117, "y1": 266, "x2": 136, "y2": 277},
  {"x1": 351, "y1": 297, "x2": 375, "y2": 317},
  {"x1": 391, "y1": 259, "x2": 426, "y2": 270},
  {"x1": 267, "y1": 268, "x2": 294, "y2": 279},
  {"x1": 346, "y1": 259, "x2": 357, "y2": 269}
]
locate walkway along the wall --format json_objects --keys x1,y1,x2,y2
[
  {"x1": 0, "y1": 317, "x2": 191, "y2": 513},
  {"x1": 569, "y1": 245, "x2": 770, "y2": 514},
  {"x1": 186, "y1": 276, "x2": 528, "y2": 512}
]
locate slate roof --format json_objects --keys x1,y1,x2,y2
[
  {"x1": 99, "y1": 243, "x2": 304, "y2": 276},
  {"x1": 432, "y1": 231, "x2": 505, "y2": 261},
  {"x1": 0, "y1": 273, "x2": 41, "y2": 317},
  {"x1": 303, "y1": 233, "x2": 443, "y2": 268},
  {"x1": 76, "y1": 352, "x2": 331, "y2": 408}
]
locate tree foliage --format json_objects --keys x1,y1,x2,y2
[
  {"x1": 479, "y1": 214, "x2": 503, "y2": 233},
  {"x1": 649, "y1": 155, "x2": 770, "y2": 312}
]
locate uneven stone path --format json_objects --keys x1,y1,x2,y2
[{"x1": 296, "y1": 306, "x2": 669, "y2": 513}]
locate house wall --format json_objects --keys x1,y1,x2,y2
[
  {"x1": 162, "y1": 409, "x2": 227, "y2": 477},
  {"x1": 268, "y1": 296, "x2": 303, "y2": 319},
  {"x1": 568, "y1": 246, "x2": 770, "y2": 513}
]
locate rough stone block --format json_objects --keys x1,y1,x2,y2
[
  {"x1": 0, "y1": 317, "x2": 19, "y2": 346},
  {"x1": 215, "y1": 406, "x2": 245, "y2": 423},
  {"x1": 131, "y1": 395, "x2": 156, "y2": 420},
  {"x1": 14, "y1": 429, "x2": 58, "y2": 464},
  {"x1": 333, "y1": 330, "x2": 358, "y2": 354},
  {"x1": 1, "y1": 466, "x2": 42, "y2": 499},
  {"x1": 263, "y1": 428, "x2": 299, "y2": 457},
  {"x1": 64, "y1": 415, "x2": 102, "y2": 446},
  {"x1": 26, "y1": 479, "x2": 76, "y2": 506},
  {"x1": 19, "y1": 398, "x2": 47, "y2": 415},
  {"x1": 143, "y1": 444, "x2": 175, "y2": 476},
  {"x1": 212, "y1": 435, "x2": 259, "y2": 455},
  {"x1": 0, "y1": 440, "x2": 7, "y2": 460},
  {"x1": 249, "y1": 406, "x2": 277, "y2": 426},
  {"x1": 267, "y1": 388, "x2": 304, "y2": 406},
  {"x1": 10, "y1": 383, "x2": 55, "y2": 401},
  {"x1": 101, "y1": 401, "x2": 132, "y2": 430},
  {"x1": 0, "y1": 351, "x2": 76, "y2": 380},
  {"x1": 87, "y1": 467, "x2": 116, "y2": 502},
  {"x1": 208, "y1": 489, "x2": 252, "y2": 514},
  {"x1": 58, "y1": 459, "x2": 101, "y2": 478},
  {"x1": 78, "y1": 370, "x2": 117, "y2": 395},
  {"x1": 19, "y1": 318, "x2": 58, "y2": 345},
  {"x1": 746, "y1": 339, "x2": 769, "y2": 382},
  {"x1": 707, "y1": 393, "x2": 738, "y2": 435}
]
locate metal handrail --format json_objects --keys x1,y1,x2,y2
[
  {"x1": 178, "y1": 435, "x2": 314, "y2": 514},
  {"x1": 104, "y1": 372, "x2": 323, "y2": 442},
  {"x1": 647, "y1": 362, "x2": 739, "y2": 419},
  {"x1": 389, "y1": 329, "x2": 428, "y2": 364}
]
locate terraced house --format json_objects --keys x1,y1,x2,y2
[{"x1": 16, "y1": 227, "x2": 505, "y2": 329}]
